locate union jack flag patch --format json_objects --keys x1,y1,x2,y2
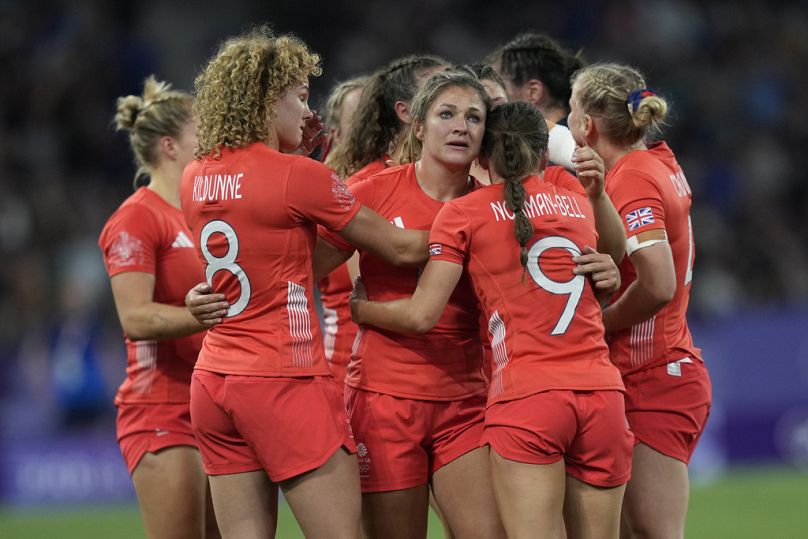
[{"x1": 625, "y1": 207, "x2": 655, "y2": 231}]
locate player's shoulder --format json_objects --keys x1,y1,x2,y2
[
  {"x1": 110, "y1": 188, "x2": 164, "y2": 223},
  {"x1": 349, "y1": 159, "x2": 388, "y2": 184},
  {"x1": 353, "y1": 163, "x2": 411, "y2": 192}
]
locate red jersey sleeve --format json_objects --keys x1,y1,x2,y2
[
  {"x1": 317, "y1": 176, "x2": 377, "y2": 252},
  {"x1": 286, "y1": 158, "x2": 361, "y2": 232},
  {"x1": 99, "y1": 203, "x2": 160, "y2": 277},
  {"x1": 428, "y1": 201, "x2": 470, "y2": 266},
  {"x1": 608, "y1": 170, "x2": 666, "y2": 239}
]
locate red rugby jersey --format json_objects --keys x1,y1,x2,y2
[
  {"x1": 604, "y1": 142, "x2": 702, "y2": 375},
  {"x1": 99, "y1": 187, "x2": 205, "y2": 404},
  {"x1": 180, "y1": 143, "x2": 360, "y2": 376},
  {"x1": 320, "y1": 163, "x2": 486, "y2": 400},
  {"x1": 429, "y1": 176, "x2": 624, "y2": 405},
  {"x1": 317, "y1": 159, "x2": 390, "y2": 382}
]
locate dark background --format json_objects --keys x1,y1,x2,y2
[{"x1": 1, "y1": 0, "x2": 807, "y2": 504}]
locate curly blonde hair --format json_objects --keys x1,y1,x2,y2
[
  {"x1": 194, "y1": 25, "x2": 321, "y2": 158},
  {"x1": 114, "y1": 75, "x2": 193, "y2": 188}
]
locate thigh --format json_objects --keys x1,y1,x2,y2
[
  {"x1": 208, "y1": 470, "x2": 278, "y2": 539},
  {"x1": 563, "y1": 474, "x2": 625, "y2": 539},
  {"x1": 346, "y1": 387, "x2": 430, "y2": 492},
  {"x1": 432, "y1": 446, "x2": 504, "y2": 539},
  {"x1": 281, "y1": 447, "x2": 362, "y2": 539},
  {"x1": 621, "y1": 443, "x2": 689, "y2": 539},
  {"x1": 361, "y1": 486, "x2": 430, "y2": 539},
  {"x1": 489, "y1": 448, "x2": 566, "y2": 539},
  {"x1": 132, "y1": 446, "x2": 210, "y2": 539}
]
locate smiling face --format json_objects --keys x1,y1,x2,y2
[
  {"x1": 416, "y1": 85, "x2": 486, "y2": 170},
  {"x1": 272, "y1": 80, "x2": 313, "y2": 152}
]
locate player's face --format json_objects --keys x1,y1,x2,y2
[
  {"x1": 174, "y1": 116, "x2": 198, "y2": 167},
  {"x1": 274, "y1": 80, "x2": 313, "y2": 152},
  {"x1": 481, "y1": 79, "x2": 508, "y2": 108},
  {"x1": 417, "y1": 85, "x2": 486, "y2": 170},
  {"x1": 335, "y1": 87, "x2": 363, "y2": 144},
  {"x1": 568, "y1": 83, "x2": 587, "y2": 146}
]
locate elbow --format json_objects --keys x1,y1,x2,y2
[
  {"x1": 408, "y1": 312, "x2": 438, "y2": 334},
  {"x1": 648, "y1": 283, "x2": 675, "y2": 310},
  {"x1": 122, "y1": 324, "x2": 149, "y2": 341}
]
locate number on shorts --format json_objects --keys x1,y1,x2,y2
[
  {"x1": 526, "y1": 236, "x2": 584, "y2": 336},
  {"x1": 199, "y1": 220, "x2": 251, "y2": 317}
]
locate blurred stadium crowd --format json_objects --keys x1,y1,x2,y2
[{"x1": 0, "y1": 0, "x2": 805, "y2": 436}]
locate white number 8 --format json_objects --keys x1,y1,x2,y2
[
  {"x1": 527, "y1": 236, "x2": 584, "y2": 336},
  {"x1": 199, "y1": 220, "x2": 251, "y2": 318}
]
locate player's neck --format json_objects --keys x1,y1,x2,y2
[
  {"x1": 596, "y1": 139, "x2": 646, "y2": 171},
  {"x1": 541, "y1": 105, "x2": 567, "y2": 125},
  {"x1": 147, "y1": 169, "x2": 182, "y2": 209},
  {"x1": 415, "y1": 157, "x2": 472, "y2": 202}
]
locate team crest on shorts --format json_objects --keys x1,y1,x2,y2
[
  {"x1": 429, "y1": 243, "x2": 442, "y2": 256},
  {"x1": 356, "y1": 442, "x2": 371, "y2": 478}
]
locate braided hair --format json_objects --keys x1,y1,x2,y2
[
  {"x1": 480, "y1": 102, "x2": 549, "y2": 273},
  {"x1": 489, "y1": 32, "x2": 584, "y2": 111}
]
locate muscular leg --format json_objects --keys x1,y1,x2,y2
[
  {"x1": 432, "y1": 447, "x2": 505, "y2": 538},
  {"x1": 207, "y1": 470, "x2": 278, "y2": 539},
  {"x1": 620, "y1": 443, "x2": 689, "y2": 539},
  {"x1": 132, "y1": 446, "x2": 214, "y2": 539},
  {"x1": 429, "y1": 489, "x2": 455, "y2": 539},
  {"x1": 361, "y1": 484, "x2": 430, "y2": 539},
  {"x1": 204, "y1": 480, "x2": 221, "y2": 538},
  {"x1": 281, "y1": 447, "x2": 362, "y2": 539},
  {"x1": 489, "y1": 448, "x2": 566, "y2": 539},
  {"x1": 563, "y1": 475, "x2": 625, "y2": 539}
]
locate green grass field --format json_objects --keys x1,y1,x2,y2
[{"x1": 1, "y1": 466, "x2": 806, "y2": 538}]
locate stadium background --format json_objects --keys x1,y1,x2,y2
[{"x1": 1, "y1": 0, "x2": 807, "y2": 536}]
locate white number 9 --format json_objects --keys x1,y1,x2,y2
[
  {"x1": 199, "y1": 220, "x2": 251, "y2": 318},
  {"x1": 527, "y1": 236, "x2": 584, "y2": 336}
]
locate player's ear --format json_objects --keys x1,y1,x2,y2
[
  {"x1": 394, "y1": 100, "x2": 412, "y2": 124},
  {"x1": 525, "y1": 79, "x2": 545, "y2": 108},
  {"x1": 414, "y1": 119, "x2": 425, "y2": 141},
  {"x1": 584, "y1": 114, "x2": 596, "y2": 142},
  {"x1": 159, "y1": 135, "x2": 177, "y2": 160}
]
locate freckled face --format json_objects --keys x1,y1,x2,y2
[{"x1": 417, "y1": 85, "x2": 486, "y2": 170}]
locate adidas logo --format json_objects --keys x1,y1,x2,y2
[{"x1": 172, "y1": 231, "x2": 194, "y2": 248}]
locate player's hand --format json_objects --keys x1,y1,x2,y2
[
  {"x1": 572, "y1": 246, "x2": 620, "y2": 295},
  {"x1": 294, "y1": 111, "x2": 326, "y2": 156},
  {"x1": 572, "y1": 146, "x2": 605, "y2": 200},
  {"x1": 185, "y1": 282, "x2": 229, "y2": 326},
  {"x1": 349, "y1": 277, "x2": 368, "y2": 323}
]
